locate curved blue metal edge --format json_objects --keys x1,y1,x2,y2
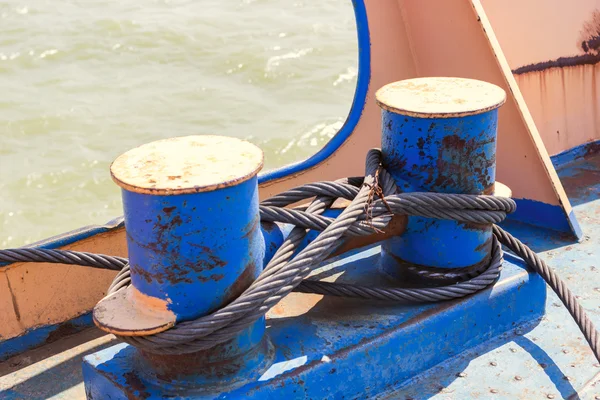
[
  {"x1": 550, "y1": 139, "x2": 600, "y2": 168},
  {"x1": 0, "y1": 216, "x2": 125, "y2": 267},
  {"x1": 28, "y1": 216, "x2": 124, "y2": 249}
]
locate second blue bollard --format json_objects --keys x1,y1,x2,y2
[{"x1": 375, "y1": 77, "x2": 506, "y2": 278}]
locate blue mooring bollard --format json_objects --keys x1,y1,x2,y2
[
  {"x1": 93, "y1": 135, "x2": 273, "y2": 389},
  {"x1": 83, "y1": 79, "x2": 547, "y2": 400},
  {"x1": 375, "y1": 77, "x2": 506, "y2": 278}
]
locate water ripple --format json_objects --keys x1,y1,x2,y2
[{"x1": 0, "y1": 0, "x2": 358, "y2": 246}]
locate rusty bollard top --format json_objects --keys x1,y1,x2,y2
[
  {"x1": 375, "y1": 77, "x2": 506, "y2": 118},
  {"x1": 110, "y1": 135, "x2": 264, "y2": 195}
]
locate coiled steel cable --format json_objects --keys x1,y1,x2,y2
[
  {"x1": 1, "y1": 149, "x2": 598, "y2": 363},
  {"x1": 0, "y1": 248, "x2": 127, "y2": 270}
]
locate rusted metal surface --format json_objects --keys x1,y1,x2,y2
[
  {"x1": 136, "y1": 335, "x2": 274, "y2": 393},
  {"x1": 89, "y1": 136, "x2": 274, "y2": 395},
  {"x1": 557, "y1": 146, "x2": 600, "y2": 206},
  {"x1": 81, "y1": 242, "x2": 547, "y2": 399},
  {"x1": 376, "y1": 78, "x2": 505, "y2": 277},
  {"x1": 512, "y1": 8, "x2": 600, "y2": 75},
  {"x1": 94, "y1": 136, "x2": 266, "y2": 338},
  {"x1": 5, "y1": 147, "x2": 599, "y2": 400},
  {"x1": 375, "y1": 77, "x2": 506, "y2": 118}
]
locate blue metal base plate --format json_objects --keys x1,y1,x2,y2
[{"x1": 82, "y1": 246, "x2": 546, "y2": 399}]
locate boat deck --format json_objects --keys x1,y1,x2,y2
[{"x1": 1, "y1": 151, "x2": 599, "y2": 400}]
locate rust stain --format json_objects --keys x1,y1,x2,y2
[
  {"x1": 482, "y1": 184, "x2": 495, "y2": 195},
  {"x1": 130, "y1": 263, "x2": 195, "y2": 285},
  {"x1": 435, "y1": 134, "x2": 495, "y2": 193},
  {"x1": 4, "y1": 274, "x2": 21, "y2": 322},
  {"x1": 578, "y1": 10, "x2": 600, "y2": 55},
  {"x1": 383, "y1": 147, "x2": 408, "y2": 174},
  {"x1": 192, "y1": 273, "x2": 226, "y2": 283},
  {"x1": 139, "y1": 338, "x2": 270, "y2": 383},
  {"x1": 162, "y1": 206, "x2": 176, "y2": 214},
  {"x1": 584, "y1": 141, "x2": 600, "y2": 159},
  {"x1": 459, "y1": 221, "x2": 491, "y2": 231},
  {"x1": 559, "y1": 155, "x2": 600, "y2": 198},
  {"x1": 513, "y1": 53, "x2": 600, "y2": 74},
  {"x1": 128, "y1": 232, "x2": 228, "y2": 285},
  {"x1": 242, "y1": 215, "x2": 260, "y2": 239},
  {"x1": 187, "y1": 244, "x2": 227, "y2": 271},
  {"x1": 161, "y1": 215, "x2": 183, "y2": 231},
  {"x1": 162, "y1": 264, "x2": 193, "y2": 285},
  {"x1": 474, "y1": 235, "x2": 493, "y2": 253},
  {"x1": 222, "y1": 260, "x2": 258, "y2": 305},
  {"x1": 209, "y1": 273, "x2": 225, "y2": 282},
  {"x1": 561, "y1": 170, "x2": 600, "y2": 198},
  {"x1": 130, "y1": 264, "x2": 157, "y2": 283},
  {"x1": 514, "y1": 9, "x2": 600, "y2": 75},
  {"x1": 123, "y1": 372, "x2": 151, "y2": 400},
  {"x1": 260, "y1": 221, "x2": 278, "y2": 234},
  {"x1": 45, "y1": 321, "x2": 80, "y2": 344}
]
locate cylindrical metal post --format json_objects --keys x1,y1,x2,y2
[
  {"x1": 93, "y1": 135, "x2": 272, "y2": 390},
  {"x1": 375, "y1": 77, "x2": 506, "y2": 278}
]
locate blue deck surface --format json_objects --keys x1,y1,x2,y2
[
  {"x1": 390, "y1": 153, "x2": 600, "y2": 399},
  {"x1": 0, "y1": 152, "x2": 599, "y2": 399},
  {"x1": 82, "y1": 250, "x2": 546, "y2": 399}
]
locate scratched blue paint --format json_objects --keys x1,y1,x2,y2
[
  {"x1": 260, "y1": 222, "x2": 294, "y2": 266},
  {"x1": 117, "y1": 172, "x2": 268, "y2": 391},
  {"x1": 122, "y1": 176, "x2": 264, "y2": 321},
  {"x1": 81, "y1": 244, "x2": 546, "y2": 399},
  {"x1": 380, "y1": 107, "x2": 499, "y2": 271}
]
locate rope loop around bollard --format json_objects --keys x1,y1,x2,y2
[
  {"x1": 105, "y1": 149, "x2": 599, "y2": 361},
  {"x1": 1, "y1": 148, "x2": 598, "y2": 363}
]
